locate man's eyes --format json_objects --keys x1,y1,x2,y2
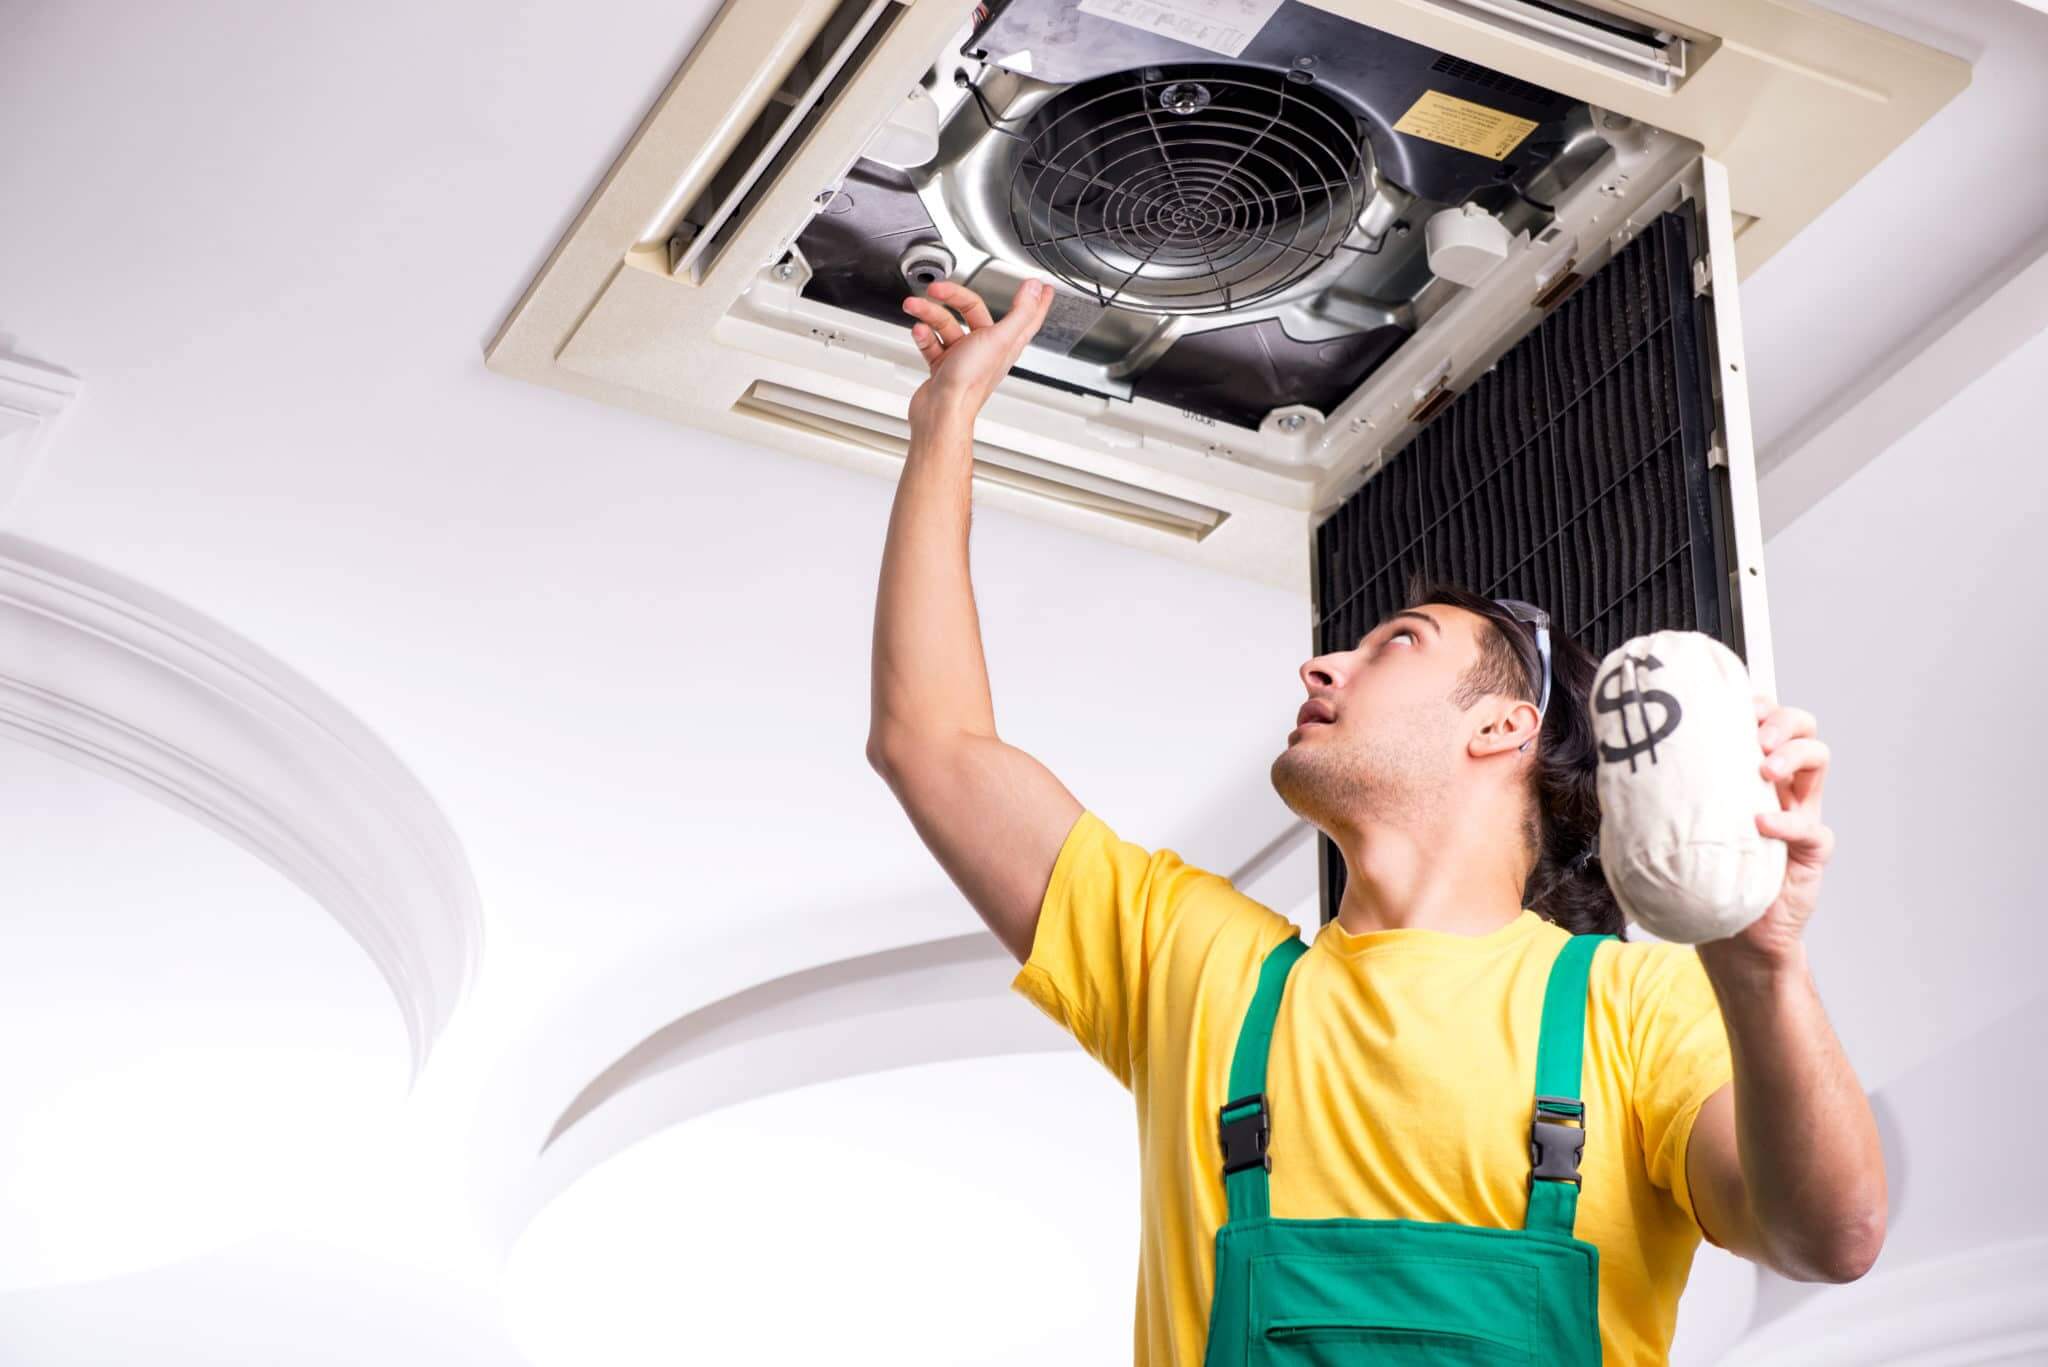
[{"x1": 1357, "y1": 626, "x2": 1419, "y2": 652}]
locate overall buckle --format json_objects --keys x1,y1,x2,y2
[
  {"x1": 1218, "y1": 1093, "x2": 1270, "y2": 1175},
  {"x1": 1530, "y1": 1095, "x2": 1586, "y2": 1186}
]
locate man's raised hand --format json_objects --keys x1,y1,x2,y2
[{"x1": 903, "y1": 278, "x2": 1054, "y2": 430}]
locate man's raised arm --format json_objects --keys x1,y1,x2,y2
[{"x1": 865, "y1": 277, "x2": 1081, "y2": 964}]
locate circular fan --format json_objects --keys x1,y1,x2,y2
[{"x1": 1009, "y1": 65, "x2": 1375, "y2": 316}]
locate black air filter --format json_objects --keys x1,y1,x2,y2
[{"x1": 1311, "y1": 210, "x2": 1737, "y2": 918}]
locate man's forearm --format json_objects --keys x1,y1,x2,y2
[
  {"x1": 869, "y1": 403, "x2": 997, "y2": 749},
  {"x1": 1698, "y1": 939, "x2": 1887, "y2": 1281}
]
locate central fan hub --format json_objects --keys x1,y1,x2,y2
[{"x1": 1008, "y1": 64, "x2": 1374, "y2": 316}]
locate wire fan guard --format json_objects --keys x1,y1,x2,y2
[{"x1": 1008, "y1": 65, "x2": 1374, "y2": 316}]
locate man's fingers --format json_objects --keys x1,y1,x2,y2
[
  {"x1": 910, "y1": 322, "x2": 944, "y2": 372},
  {"x1": 902, "y1": 296, "x2": 966, "y2": 346},
  {"x1": 1761, "y1": 736, "x2": 1828, "y2": 786},
  {"x1": 1757, "y1": 807, "x2": 1835, "y2": 862},
  {"x1": 997, "y1": 279, "x2": 1054, "y2": 352},
  {"x1": 1756, "y1": 704, "x2": 1817, "y2": 751},
  {"x1": 924, "y1": 280, "x2": 996, "y2": 331},
  {"x1": 1761, "y1": 737, "x2": 1827, "y2": 815}
]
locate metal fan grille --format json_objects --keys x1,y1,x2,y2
[{"x1": 1009, "y1": 65, "x2": 1372, "y2": 316}]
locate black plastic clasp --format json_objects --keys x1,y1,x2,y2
[
  {"x1": 1218, "y1": 1093, "x2": 1271, "y2": 1176},
  {"x1": 1530, "y1": 1095, "x2": 1586, "y2": 1186}
]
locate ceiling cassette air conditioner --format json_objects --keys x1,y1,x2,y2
[{"x1": 488, "y1": 0, "x2": 1964, "y2": 604}]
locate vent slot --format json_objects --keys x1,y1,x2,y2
[
  {"x1": 1429, "y1": 55, "x2": 1561, "y2": 108},
  {"x1": 1531, "y1": 260, "x2": 1584, "y2": 312},
  {"x1": 736, "y1": 382, "x2": 1228, "y2": 540},
  {"x1": 1412, "y1": 0, "x2": 1697, "y2": 91},
  {"x1": 668, "y1": 0, "x2": 901, "y2": 285},
  {"x1": 1311, "y1": 211, "x2": 1727, "y2": 917}
]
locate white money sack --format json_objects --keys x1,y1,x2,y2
[{"x1": 1589, "y1": 631, "x2": 1787, "y2": 943}]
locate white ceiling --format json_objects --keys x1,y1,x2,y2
[
  {"x1": 0, "y1": 739, "x2": 404, "y2": 1290},
  {"x1": 1749, "y1": 0, "x2": 2048, "y2": 460},
  {"x1": 2, "y1": 0, "x2": 2045, "y2": 1361}
]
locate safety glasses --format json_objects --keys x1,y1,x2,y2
[{"x1": 1494, "y1": 598, "x2": 1552, "y2": 751}]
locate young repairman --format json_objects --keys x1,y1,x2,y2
[{"x1": 866, "y1": 277, "x2": 1885, "y2": 1365}]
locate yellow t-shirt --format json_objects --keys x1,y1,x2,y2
[{"x1": 1013, "y1": 812, "x2": 1735, "y2": 1367}]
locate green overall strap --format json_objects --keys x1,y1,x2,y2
[
  {"x1": 1525, "y1": 931, "x2": 1613, "y2": 1236},
  {"x1": 1218, "y1": 935, "x2": 1308, "y2": 1226}
]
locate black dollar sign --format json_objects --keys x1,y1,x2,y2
[{"x1": 1595, "y1": 652, "x2": 1683, "y2": 772}]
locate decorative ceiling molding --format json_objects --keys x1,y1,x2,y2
[
  {"x1": 0, "y1": 354, "x2": 82, "y2": 517},
  {"x1": 496, "y1": 824, "x2": 1314, "y2": 1244},
  {"x1": 0, "y1": 535, "x2": 481, "y2": 1072},
  {"x1": 502, "y1": 929, "x2": 1052, "y2": 1241}
]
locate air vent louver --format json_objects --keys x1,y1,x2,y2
[
  {"x1": 666, "y1": 0, "x2": 901, "y2": 284},
  {"x1": 1428, "y1": 54, "x2": 1561, "y2": 108},
  {"x1": 734, "y1": 381, "x2": 1228, "y2": 540}
]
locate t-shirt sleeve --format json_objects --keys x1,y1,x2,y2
[
  {"x1": 1011, "y1": 810, "x2": 1266, "y2": 1089},
  {"x1": 1628, "y1": 942, "x2": 1735, "y2": 1235}
]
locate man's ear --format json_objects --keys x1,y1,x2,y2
[{"x1": 1468, "y1": 697, "x2": 1542, "y2": 759}]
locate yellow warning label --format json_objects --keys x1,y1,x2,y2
[{"x1": 1392, "y1": 90, "x2": 1539, "y2": 161}]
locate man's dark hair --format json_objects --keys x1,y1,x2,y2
[{"x1": 1405, "y1": 577, "x2": 1625, "y2": 938}]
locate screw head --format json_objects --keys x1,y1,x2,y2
[
  {"x1": 1278, "y1": 413, "x2": 1307, "y2": 432},
  {"x1": 774, "y1": 260, "x2": 797, "y2": 280}
]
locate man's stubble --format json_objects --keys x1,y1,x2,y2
[{"x1": 1269, "y1": 698, "x2": 1456, "y2": 837}]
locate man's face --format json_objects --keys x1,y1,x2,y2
[{"x1": 1269, "y1": 604, "x2": 1495, "y2": 831}]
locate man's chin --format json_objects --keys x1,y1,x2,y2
[{"x1": 1269, "y1": 746, "x2": 1320, "y2": 819}]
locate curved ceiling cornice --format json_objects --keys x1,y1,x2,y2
[
  {"x1": 496, "y1": 824, "x2": 1315, "y2": 1244},
  {"x1": 0, "y1": 534, "x2": 481, "y2": 1070},
  {"x1": 501, "y1": 929, "x2": 1051, "y2": 1241}
]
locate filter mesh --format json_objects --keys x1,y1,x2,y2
[{"x1": 1311, "y1": 211, "x2": 1730, "y2": 917}]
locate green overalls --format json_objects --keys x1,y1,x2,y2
[{"x1": 1202, "y1": 932, "x2": 1613, "y2": 1366}]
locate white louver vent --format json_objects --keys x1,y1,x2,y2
[
  {"x1": 664, "y1": 0, "x2": 903, "y2": 285},
  {"x1": 1415, "y1": 0, "x2": 1702, "y2": 91},
  {"x1": 736, "y1": 381, "x2": 1228, "y2": 540}
]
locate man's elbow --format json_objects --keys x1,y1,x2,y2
[
  {"x1": 868, "y1": 720, "x2": 982, "y2": 776},
  {"x1": 866, "y1": 720, "x2": 926, "y2": 782},
  {"x1": 1794, "y1": 1208, "x2": 1887, "y2": 1284},
  {"x1": 864, "y1": 729, "x2": 897, "y2": 781},
  {"x1": 1822, "y1": 1209, "x2": 1887, "y2": 1283}
]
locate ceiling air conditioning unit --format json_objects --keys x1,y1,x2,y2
[{"x1": 488, "y1": 0, "x2": 1963, "y2": 677}]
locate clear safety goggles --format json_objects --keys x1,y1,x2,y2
[{"x1": 1494, "y1": 598, "x2": 1552, "y2": 751}]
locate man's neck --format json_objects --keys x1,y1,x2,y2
[{"x1": 1328, "y1": 808, "x2": 1527, "y2": 938}]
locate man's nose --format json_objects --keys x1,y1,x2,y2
[{"x1": 1300, "y1": 654, "x2": 1342, "y2": 693}]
